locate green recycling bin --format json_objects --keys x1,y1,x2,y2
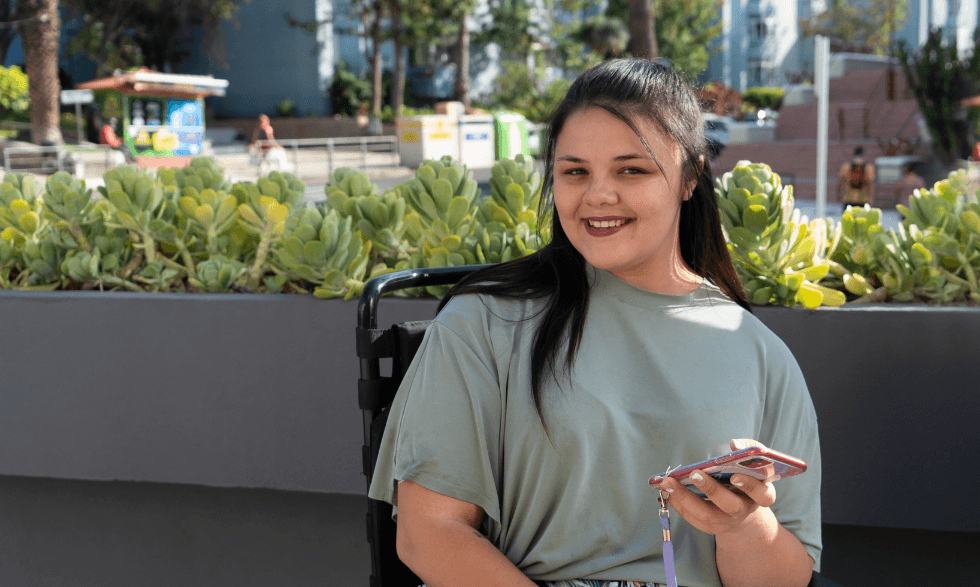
[{"x1": 494, "y1": 113, "x2": 530, "y2": 159}]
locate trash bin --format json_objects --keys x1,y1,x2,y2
[
  {"x1": 458, "y1": 114, "x2": 496, "y2": 168},
  {"x1": 526, "y1": 122, "x2": 546, "y2": 158},
  {"x1": 397, "y1": 115, "x2": 459, "y2": 168},
  {"x1": 494, "y1": 113, "x2": 530, "y2": 159}
]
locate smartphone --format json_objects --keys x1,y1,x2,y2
[{"x1": 648, "y1": 447, "x2": 807, "y2": 499}]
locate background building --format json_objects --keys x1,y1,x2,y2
[{"x1": 705, "y1": 0, "x2": 980, "y2": 91}]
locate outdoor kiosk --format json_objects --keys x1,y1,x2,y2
[{"x1": 77, "y1": 68, "x2": 229, "y2": 169}]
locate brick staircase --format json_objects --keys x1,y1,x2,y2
[{"x1": 714, "y1": 68, "x2": 923, "y2": 204}]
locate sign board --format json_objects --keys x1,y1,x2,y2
[{"x1": 60, "y1": 89, "x2": 94, "y2": 105}]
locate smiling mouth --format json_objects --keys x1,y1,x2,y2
[{"x1": 586, "y1": 218, "x2": 633, "y2": 228}]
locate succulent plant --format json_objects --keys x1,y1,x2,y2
[
  {"x1": 323, "y1": 168, "x2": 409, "y2": 268},
  {"x1": 275, "y1": 204, "x2": 378, "y2": 299},
  {"x1": 480, "y1": 154, "x2": 549, "y2": 239},
  {"x1": 60, "y1": 217, "x2": 135, "y2": 288},
  {"x1": 0, "y1": 173, "x2": 44, "y2": 248},
  {"x1": 233, "y1": 175, "x2": 303, "y2": 289},
  {"x1": 398, "y1": 157, "x2": 481, "y2": 265},
  {"x1": 19, "y1": 239, "x2": 64, "y2": 289},
  {"x1": 40, "y1": 171, "x2": 100, "y2": 253},
  {"x1": 99, "y1": 166, "x2": 171, "y2": 265},
  {"x1": 177, "y1": 185, "x2": 239, "y2": 256},
  {"x1": 188, "y1": 256, "x2": 246, "y2": 293},
  {"x1": 324, "y1": 167, "x2": 379, "y2": 217},
  {"x1": 158, "y1": 157, "x2": 231, "y2": 194},
  {"x1": 716, "y1": 161, "x2": 844, "y2": 308}
]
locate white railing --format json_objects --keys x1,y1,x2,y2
[{"x1": 251, "y1": 135, "x2": 399, "y2": 176}]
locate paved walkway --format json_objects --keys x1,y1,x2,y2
[{"x1": 69, "y1": 146, "x2": 415, "y2": 189}]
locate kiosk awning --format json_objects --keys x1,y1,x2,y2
[{"x1": 78, "y1": 68, "x2": 229, "y2": 99}]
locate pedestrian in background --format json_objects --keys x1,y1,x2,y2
[
  {"x1": 836, "y1": 145, "x2": 875, "y2": 208},
  {"x1": 894, "y1": 162, "x2": 925, "y2": 209}
]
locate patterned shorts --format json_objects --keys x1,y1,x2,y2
[
  {"x1": 542, "y1": 581, "x2": 666, "y2": 587},
  {"x1": 423, "y1": 581, "x2": 665, "y2": 587}
]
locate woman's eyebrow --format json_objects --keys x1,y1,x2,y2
[{"x1": 556, "y1": 153, "x2": 649, "y2": 163}]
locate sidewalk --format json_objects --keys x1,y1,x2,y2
[{"x1": 69, "y1": 144, "x2": 415, "y2": 189}]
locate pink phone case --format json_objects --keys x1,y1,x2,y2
[{"x1": 648, "y1": 447, "x2": 807, "y2": 498}]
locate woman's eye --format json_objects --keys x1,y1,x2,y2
[
  {"x1": 622, "y1": 167, "x2": 647, "y2": 175},
  {"x1": 562, "y1": 168, "x2": 586, "y2": 176}
]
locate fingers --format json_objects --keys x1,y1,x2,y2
[
  {"x1": 729, "y1": 473, "x2": 777, "y2": 508},
  {"x1": 730, "y1": 438, "x2": 767, "y2": 451},
  {"x1": 686, "y1": 470, "x2": 756, "y2": 515},
  {"x1": 658, "y1": 476, "x2": 725, "y2": 534}
]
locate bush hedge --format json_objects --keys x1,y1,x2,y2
[
  {"x1": 741, "y1": 86, "x2": 785, "y2": 111},
  {"x1": 1, "y1": 157, "x2": 977, "y2": 307}
]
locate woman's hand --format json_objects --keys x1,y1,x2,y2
[
  {"x1": 657, "y1": 439, "x2": 775, "y2": 537},
  {"x1": 658, "y1": 439, "x2": 813, "y2": 587}
]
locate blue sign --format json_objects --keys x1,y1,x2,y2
[{"x1": 167, "y1": 100, "x2": 204, "y2": 156}]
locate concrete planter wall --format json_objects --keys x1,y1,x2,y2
[
  {"x1": 0, "y1": 291, "x2": 441, "y2": 496},
  {"x1": 0, "y1": 292, "x2": 977, "y2": 585}
]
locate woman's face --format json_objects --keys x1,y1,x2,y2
[{"x1": 553, "y1": 107, "x2": 695, "y2": 292}]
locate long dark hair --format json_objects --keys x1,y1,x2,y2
[{"x1": 439, "y1": 59, "x2": 749, "y2": 429}]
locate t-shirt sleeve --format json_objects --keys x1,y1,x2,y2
[
  {"x1": 758, "y1": 337, "x2": 823, "y2": 571},
  {"x1": 367, "y1": 299, "x2": 504, "y2": 524}
]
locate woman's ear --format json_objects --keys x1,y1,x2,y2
[{"x1": 683, "y1": 156, "x2": 705, "y2": 201}]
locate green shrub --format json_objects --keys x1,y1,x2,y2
[
  {"x1": 487, "y1": 62, "x2": 568, "y2": 123},
  {"x1": 0, "y1": 65, "x2": 29, "y2": 116},
  {"x1": 329, "y1": 62, "x2": 372, "y2": 117},
  {"x1": 741, "y1": 86, "x2": 785, "y2": 110},
  {"x1": 277, "y1": 99, "x2": 297, "y2": 118}
]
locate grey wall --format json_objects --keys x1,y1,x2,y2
[
  {"x1": 756, "y1": 304, "x2": 980, "y2": 532},
  {"x1": 0, "y1": 291, "x2": 439, "y2": 495}
]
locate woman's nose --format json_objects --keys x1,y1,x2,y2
[{"x1": 582, "y1": 174, "x2": 618, "y2": 206}]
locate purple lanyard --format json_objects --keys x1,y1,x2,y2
[{"x1": 658, "y1": 490, "x2": 678, "y2": 587}]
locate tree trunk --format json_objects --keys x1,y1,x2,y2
[
  {"x1": 390, "y1": 1, "x2": 405, "y2": 116},
  {"x1": 369, "y1": 0, "x2": 383, "y2": 117},
  {"x1": 19, "y1": 0, "x2": 63, "y2": 145},
  {"x1": 392, "y1": 37, "x2": 406, "y2": 116},
  {"x1": 453, "y1": 12, "x2": 470, "y2": 108},
  {"x1": 627, "y1": 0, "x2": 658, "y2": 60}
]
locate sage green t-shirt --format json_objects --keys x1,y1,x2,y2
[{"x1": 368, "y1": 268, "x2": 822, "y2": 586}]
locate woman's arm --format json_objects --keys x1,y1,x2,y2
[
  {"x1": 396, "y1": 480, "x2": 538, "y2": 587},
  {"x1": 658, "y1": 440, "x2": 813, "y2": 587}
]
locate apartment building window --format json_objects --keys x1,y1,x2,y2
[
  {"x1": 749, "y1": 15, "x2": 768, "y2": 39},
  {"x1": 748, "y1": 59, "x2": 763, "y2": 85},
  {"x1": 747, "y1": 59, "x2": 776, "y2": 86}
]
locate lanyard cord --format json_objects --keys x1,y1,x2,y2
[{"x1": 658, "y1": 490, "x2": 678, "y2": 587}]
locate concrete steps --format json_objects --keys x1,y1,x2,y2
[
  {"x1": 777, "y1": 100, "x2": 920, "y2": 141},
  {"x1": 828, "y1": 68, "x2": 913, "y2": 102}
]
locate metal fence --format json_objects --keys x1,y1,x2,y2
[
  {"x1": 1, "y1": 136, "x2": 402, "y2": 183},
  {"x1": 2, "y1": 144, "x2": 119, "y2": 177},
  {"x1": 251, "y1": 135, "x2": 399, "y2": 177}
]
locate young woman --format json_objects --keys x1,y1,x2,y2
[{"x1": 369, "y1": 59, "x2": 821, "y2": 587}]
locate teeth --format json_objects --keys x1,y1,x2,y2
[{"x1": 588, "y1": 219, "x2": 627, "y2": 228}]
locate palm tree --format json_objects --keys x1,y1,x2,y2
[
  {"x1": 627, "y1": 0, "x2": 658, "y2": 59},
  {"x1": 18, "y1": 0, "x2": 63, "y2": 145}
]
